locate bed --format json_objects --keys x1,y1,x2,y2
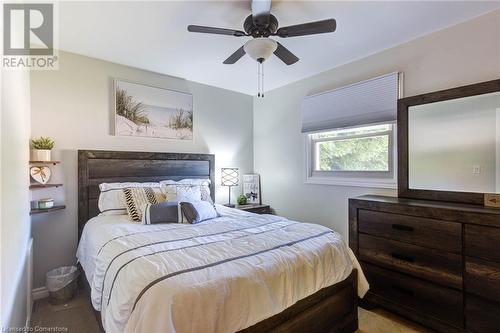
[{"x1": 77, "y1": 150, "x2": 368, "y2": 333}]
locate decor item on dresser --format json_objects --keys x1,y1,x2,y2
[
  {"x1": 349, "y1": 195, "x2": 500, "y2": 333},
  {"x1": 30, "y1": 136, "x2": 55, "y2": 161},
  {"x1": 114, "y1": 79, "x2": 193, "y2": 140},
  {"x1": 221, "y1": 167, "x2": 239, "y2": 207},
  {"x1": 243, "y1": 173, "x2": 260, "y2": 204},
  {"x1": 30, "y1": 166, "x2": 51, "y2": 185},
  {"x1": 398, "y1": 79, "x2": 500, "y2": 206}
]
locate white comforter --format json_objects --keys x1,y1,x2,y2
[{"x1": 77, "y1": 206, "x2": 368, "y2": 333}]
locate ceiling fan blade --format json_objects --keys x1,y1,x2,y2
[
  {"x1": 251, "y1": 0, "x2": 271, "y2": 27},
  {"x1": 274, "y1": 42, "x2": 299, "y2": 65},
  {"x1": 223, "y1": 46, "x2": 246, "y2": 64},
  {"x1": 275, "y1": 19, "x2": 336, "y2": 38},
  {"x1": 187, "y1": 25, "x2": 246, "y2": 37}
]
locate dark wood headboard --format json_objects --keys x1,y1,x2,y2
[{"x1": 78, "y1": 150, "x2": 215, "y2": 238}]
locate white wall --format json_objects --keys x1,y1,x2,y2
[
  {"x1": 253, "y1": 10, "x2": 500, "y2": 239},
  {"x1": 1, "y1": 69, "x2": 32, "y2": 328},
  {"x1": 30, "y1": 51, "x2": 254, "y2": 287}
]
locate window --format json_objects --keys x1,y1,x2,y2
[
  {"x1": 301, "y1": 72, "x2": 401, "y2": 188},
  {"x1": 305, "y1": 123, "x2": 397, "y2": 188}
]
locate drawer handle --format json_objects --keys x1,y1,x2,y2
[
  {"x1": 392, "y1": 224, "x2": 414, "y2": 232},
  {"x1": 391, "y1": 252, "x2": 414, "y2": 262},
  {"x1": 391, "y1": 285, "x2": 414, "y2": 296}
]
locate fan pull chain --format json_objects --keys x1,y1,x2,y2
[
  {"x1": 261, "y1": 62, "x2": 264, "y2": 97},
  {"x1": 257, "y1": 62, "x2": 261, "y2": 97},
  {"x1": 256, "y1": 62, "x2": 265, "y2": 98}
]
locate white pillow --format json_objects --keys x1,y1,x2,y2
[
  {"x1": 98, "y1": 182, "x2": 161, "y2": 215},
  {"x1": 160, "y1": 179, "x2": 212, "y2": 203}
]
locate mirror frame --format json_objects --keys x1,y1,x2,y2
[{"x1": 398, "y1": 79, "x2": 500, "y2": 205}]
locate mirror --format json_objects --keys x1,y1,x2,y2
[
  {"x1": 408, "y1": 91, "x2": 500, "y2": 194},
  {"x1": 398, "y1": 79, "x2": 500, "y2": 205}
]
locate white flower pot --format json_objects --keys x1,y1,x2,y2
[{"x1": 31, "y1": 149, "x2": 51, "y2": 161}]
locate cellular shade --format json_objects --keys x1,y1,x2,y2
[{"x1": 301, "y1": 72, "x2": 401, "y2": 133}]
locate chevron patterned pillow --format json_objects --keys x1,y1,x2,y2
[{"x1": 123, "y1": 187, "x2": 165, "y2": 222}]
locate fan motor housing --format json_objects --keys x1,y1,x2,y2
[{"x1": 244, "y1": 14, "x2": 279, "y2": 37}]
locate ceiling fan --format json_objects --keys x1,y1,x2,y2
[{"x1": 187, "y1": 0, "x2": 337, "y2": 96}]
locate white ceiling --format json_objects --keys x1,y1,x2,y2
[{"x1": 59, "y1": 1, "x2": 500, "y2": 96}]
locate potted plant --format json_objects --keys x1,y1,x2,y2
[
  {"x1": 237, "y1": 194, "x2": 247, "y2": 205},
  {"x1": 30, "y1": 137, "x2": 55, "y2": 161}
]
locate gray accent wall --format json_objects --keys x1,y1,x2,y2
[
  {"x1": 30, "y1": 51, "x2": 254, "y2": 288},
  {"x1": 253, "y1": 10, "x2": 500, "y2": 239}
]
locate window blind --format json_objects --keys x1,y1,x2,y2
[{"x1": 301, "y1": 72, "x2": 401, "y2": 133}]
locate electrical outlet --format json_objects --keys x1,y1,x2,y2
[
  {"x1": 472, "y1": 165, "x2": 481, "y2": 174},
  {"x1": 484, "y1": 194, "x2": 500, "y2": 208}
]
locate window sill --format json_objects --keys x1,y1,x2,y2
[{"x1": 304, "y1": 176, "x2": 397, "y2": 189}]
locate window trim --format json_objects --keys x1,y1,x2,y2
[{"x1": 304, "y1": 122, "x2": 397, "y2": 189}]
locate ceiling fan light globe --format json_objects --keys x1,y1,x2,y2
[{"x1": 244, "y1": 38, "x2": 277, "y2": 62}]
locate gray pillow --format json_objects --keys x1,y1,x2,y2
[
  {"x1": 142, "y1": 201, "x2": 180, "y2": 224},
  {"x1": 180, "y1": 201, "x2": 218, "y2": 224}
]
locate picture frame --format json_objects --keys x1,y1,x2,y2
[
  {"x1": 113, "y1": 79, "x2": 193, "y2": 140},
  {"x1": 243, "y1": 174, "x2": 261, "y2": 204}
]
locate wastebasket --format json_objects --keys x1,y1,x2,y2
[{"x1": 46, "y1": 266, "x2": 79, "y2": 305}]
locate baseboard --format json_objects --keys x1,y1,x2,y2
[{"x1": 32, "y1": 287, "x2": 49, "y2": 300}]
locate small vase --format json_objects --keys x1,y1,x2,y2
[{"x1": 31, "y1": 149, "x2": 51, "y2": 162}]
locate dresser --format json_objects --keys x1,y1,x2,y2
[{"x1": 349, "y1": 195, "x2": 500, "y2": 333}]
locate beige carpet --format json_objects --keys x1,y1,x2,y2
[{"x1": 30, "y1": 291, "x2": 430, "y2": 332}]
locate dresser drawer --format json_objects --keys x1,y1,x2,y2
[
  {"x1": 466, "y1": 295, "x2": 500, "y2": 333},
  {"x1": 359, "y1": 234, "x2": 462, "y2": 289},
  {"x1": 358, "y1": 210, "x2": 462, "y2": 252},
  {"x1": 465, "y1": 224, "x2": 500, "y2": 262},
  {"x1": 363, "y1": 262, "x2": 463, "y2": 327},
  {"x1": 465, "y1": 256, "x2": 500, "y2": 302}
]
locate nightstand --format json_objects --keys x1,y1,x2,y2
[{"x1": 236, "y1": 204, "x2": 271, "y2": 215}]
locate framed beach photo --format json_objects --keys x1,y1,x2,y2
[
  {"x1": 243, "y1": 174, "x2": 261, "y2": 204},
  {"x1": 113, "y1": 79, "x2": 193, "y2": 140}
]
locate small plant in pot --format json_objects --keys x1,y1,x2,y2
[
  {"x1": 237, "y1": 194, "x2": 247, "y2": 205},
  {"x1": 30, "y1": 137, "x2": 55, "y2": 162}
]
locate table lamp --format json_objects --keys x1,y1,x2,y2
[{"x1": 221, "y1": 167, "x2": 239, "y2": 207}]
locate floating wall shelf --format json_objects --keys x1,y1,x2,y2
[
  {"x1": 29, "y1": 161, "x2": 60, "y2": 165},
  {"x1": 29, "y1": 183, "x2": 63, "y2": 190},
  {"x1": 30, "y1": 205, "x2": 66, "y2": 215}
]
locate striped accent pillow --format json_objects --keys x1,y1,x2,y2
[{"x1": 123, "y1": 187, "x2": 165, "y2": 222}]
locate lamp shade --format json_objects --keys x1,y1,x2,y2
[{"x1": 221, "y1": 168, "x2": 239, "y2": 186}]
